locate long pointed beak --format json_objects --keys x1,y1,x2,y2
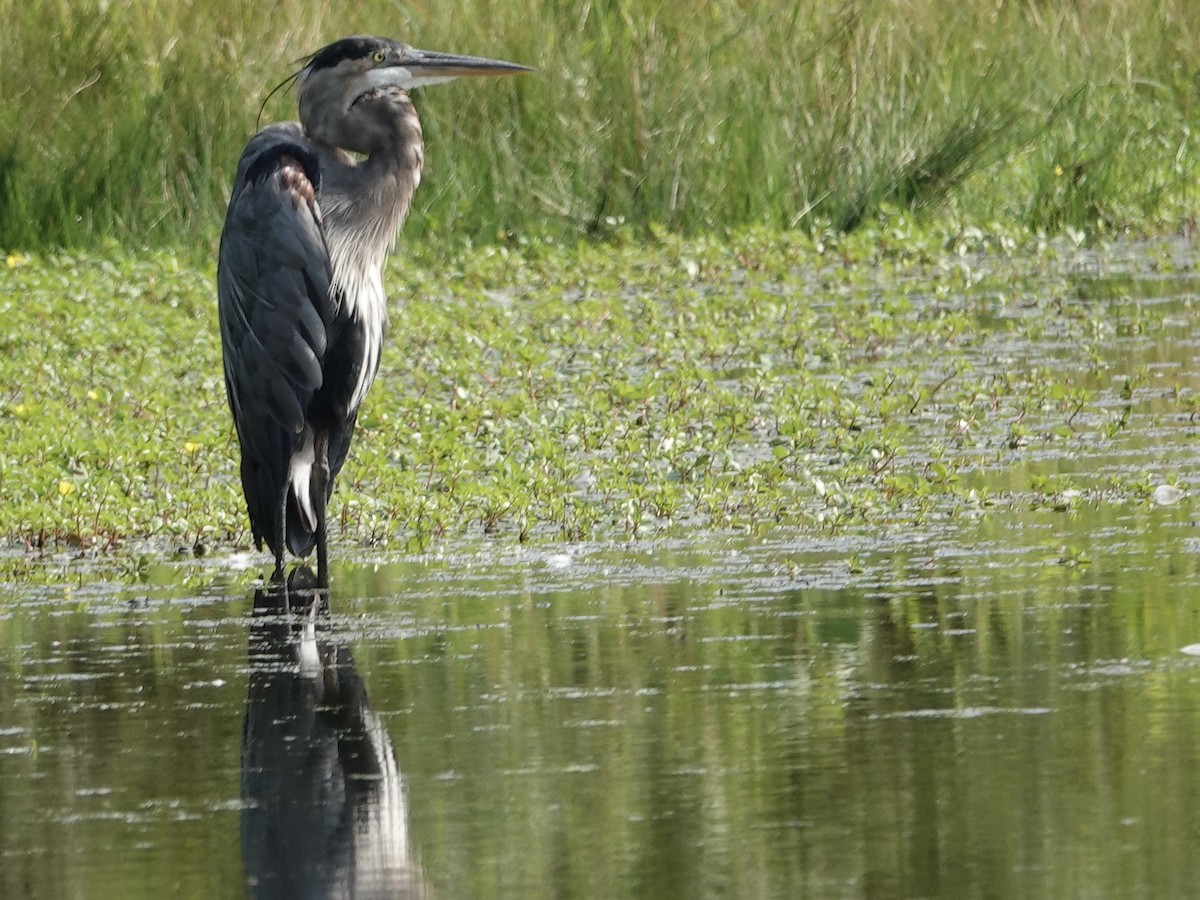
[{"x1": 401, "y1": 48, "x2": 534, "y2": 79}]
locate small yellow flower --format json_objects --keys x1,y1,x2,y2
[
  {"x1": 87, "y1": 390, "x2": 99, "y2": 401},
  {"x1": 57, "y1": 481, "x2": 76, "y2": 497},
  {"x1": 1054, "y1": 164, "x2": 1064, "y2": 177},
  {"x1": 184, "y1": 441, "x2": 201, "y2": 454},
  {"x1": 5, "y1": 253, "x2": 27, "y2": 269}
]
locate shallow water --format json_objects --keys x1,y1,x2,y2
[
  {"x1": 5, "y1": 507, "x2": 1200, "y2": 899},
  {"x1": 6, "y1": 243, "x2": 1200, "y2": 898}
]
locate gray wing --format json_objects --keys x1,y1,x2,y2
[{"x1": 217, "y1": 123, "x2": 333, "y2": 553}]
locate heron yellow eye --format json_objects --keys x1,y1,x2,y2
[{"x1": 372, "y1": 50, "x2": 386, "y2": 64}]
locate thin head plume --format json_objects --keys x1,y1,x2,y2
[{"x1": 255, "y1": 58, "x2": 308, "y2": 129}]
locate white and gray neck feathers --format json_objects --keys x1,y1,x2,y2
[
  {"x1": 314, "y1": 93, "x2": 423, "y2": 385},
  {"x1": 314, "y1": 96, "x2": 423, "y2": 320}
]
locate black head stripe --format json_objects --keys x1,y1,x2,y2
[{"x1": 306, "y1": 36, "x2": 381, "y2": 72}]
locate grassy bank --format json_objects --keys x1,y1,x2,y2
[
  {"x1": 1, "y1": 0, "x2": 1199, "y2": 249},
  {"x1": 0, "y1": 222, "x2": 1193, "y2": 579}
]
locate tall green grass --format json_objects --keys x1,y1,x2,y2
[{"x1": 1, "y1": 0, "x2": 1198, "y2": 250}]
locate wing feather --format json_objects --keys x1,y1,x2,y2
[{"x1": 217, "y1": 124, "x2": 333, "y2": 554}]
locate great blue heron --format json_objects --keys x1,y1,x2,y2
[{"x1": 218, "y1": 36, "x2": 530, "y2": 586}]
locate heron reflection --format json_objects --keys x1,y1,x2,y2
[{"x1": 241, "y1": 567, "x2": 424, "y2": 898}]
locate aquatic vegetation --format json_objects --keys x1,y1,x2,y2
[{"x1": 0, "y1": 224, "x2": 1195, "y2": 578}]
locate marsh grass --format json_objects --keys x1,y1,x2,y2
[{"x1": 1, "y1": 0, "x2": 1199, "y2": 249}]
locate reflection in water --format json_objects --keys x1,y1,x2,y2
[{"x1": 241, "y1": 568, "x2": 425, "y2": 899}]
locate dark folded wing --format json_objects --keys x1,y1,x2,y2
[{"x1": 217, "y1": 123, "x2": 333, "y2": 550}]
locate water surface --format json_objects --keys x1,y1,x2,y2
[{"x1": 5, "y1": 503, "x2": 1200, "y2": 899}]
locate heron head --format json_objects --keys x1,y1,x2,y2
[{"x1": 296, "y1": 36, "x2": 531, "y2": 153}]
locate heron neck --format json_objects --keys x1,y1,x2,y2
[
  {"x1": 357, "y1": 150, "x2": 421, "y2": 251},
  {"x1": 320, "y1": 134, "x2": 423, "y2": 268}
]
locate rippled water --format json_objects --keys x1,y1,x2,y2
[
  {"x1": 5, "y1": 509, "x2": 1200, "y2": 899},
  {"x1": 5, "y1": 244, "x2": 1200, "y2": 898}
]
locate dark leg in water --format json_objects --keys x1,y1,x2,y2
[
  {"x1": 274, "y1": 489, "x2": 288, "y2": 583},
  {"x1": 316, "y1": 509, "x2": 328, "y2": 588},
  {"x1": 314, "y1": 433, "x2": 331, "y2": 589}
]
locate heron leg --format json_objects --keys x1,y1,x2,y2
[
  {"x1": 316, "y1": 513, "x2": 328, "y2": 588},
  {"x1": 274, "y1": 489, "x2": 288, "y2": 583},
  {"x1": 314, "y1": 432, "x2": 331, "y2": 588}
]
